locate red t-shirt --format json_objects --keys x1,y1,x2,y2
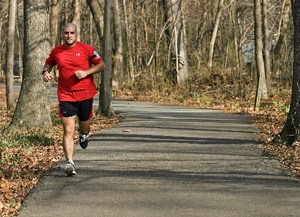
[{"x1": 46, "y1": 41, "x2": 102, "y2": 101}]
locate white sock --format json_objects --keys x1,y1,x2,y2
[
  {"x1": 67, "y1": 160, "x2": 74, "y2": 165},
  {"x1": 81, "y1": 134, "x2": 88, "y2": 139}
]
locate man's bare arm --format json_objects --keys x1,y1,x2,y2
[
  {"x1": 74, "y1": 61, "x2": 106, "y2": 80},
  {"x1": 42, "y1": 64, "x2": 54, "y2": 82}
]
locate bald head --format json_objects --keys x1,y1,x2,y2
[{"x1": 62, "y1": 23, "x2": 77, "y2": 32}]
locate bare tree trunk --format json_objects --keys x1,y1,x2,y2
[
  {"x1": 273, "y1": 0, "x2": 291, "y2": 53},
  {"x1": 254, "y1": 0, "x2": 268, "y2": 111},
  {"x1": 262, "y1": 0, "x2": 272, "y2": 95},
  {"x1": 50, "y1": 0, "x2": 58, "y2": 48},
  {"x1": 162, "y1": 0, "x2": 188, "y2": 86},
  {"x1": 72, "y1": 0, "x2": 81, "y2": 41},
  {"x1": 175, "y1": 0, "x2": 188, "y2": 86},
  {"x1": 16, "y1": 1, "x2": 23, "y2": 80},
  {"x1": 231, "y1": 1, "x2": 242, "y2": 75},
  {"x1": 207, "y1": 0, "x2": 224, "y2": 70},
  {"x1": 87, "y1": 0, "x2": 103, "y2": 42},
  {"x1": 278, "y1": 0, "x2": 300, "y2": 145},
  {"x1": 50, "y1": 0, "x2": 59, "y2": 47},
  {"x1": 9, "y1": 0, "x2": 51, "y2": 130},
  {"x1": 121, "y1": 0, "x2": 134, "y2": 83},
  {"x1": 112, "y1": 0, "x2": 124, "y2": 89},
  {"x1": 50, "y1": 0, "x2": 58, "y2": 79},
  {"x1": 62, "y1": 0, "x2": 70, "y2": 24},
  {"x1": 98, "y1": 0, "x2": 113, "y2": 116},
  {"x1": 16, "y1": 24, "x2": 23, "y2": 80},
  {"x1": 273, "y1": 0, "x2": 291, "y2": 79},
  {"x1": 0, "y1": 3, "x2": 3, "y2": 78},
  {"x1": 0, "y1": 21, "x2": 2, "y2": 77},
  {"x1": 5, "y1": 0, "x2": 17, "y2": 110},
  {"x1": 87, "y1": 0, "x2": 104, "y2": 89}
]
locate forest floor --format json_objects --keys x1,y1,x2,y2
[{"x1": 1, "y1": 85, "x2": 300, "y2": 216}]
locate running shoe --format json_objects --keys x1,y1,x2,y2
[
  {"x1": 65, "y1": 161, "x2": 76, "y2": 176},
  {"x1": 79, "y1": 134, "x2": 89, "y2": 149}
]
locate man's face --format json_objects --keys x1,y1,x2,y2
[{"x1": 62, "y1": 26, "x2": 77, "y2": 47}]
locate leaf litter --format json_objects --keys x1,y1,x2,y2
[
  {"x1": 0, "y1": 86, "x2": 297, "y2": 216},
  {"x1": 0, "y1": 86, "x2": 124, "y2": 216}
]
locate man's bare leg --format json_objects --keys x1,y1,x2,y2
[
  {"x1": 61, "y1": 116, "x2": 76, "y2": 161},
  {"x1": 79, "y1": 120, "x2": 90, "y2": 135},
  {"x1": 78, "y1": 120, "x2": 90, "y2": 149}
]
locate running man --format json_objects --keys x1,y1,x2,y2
[{"x1": 42, "y1": 23, "x2": 105, "y2": 176}]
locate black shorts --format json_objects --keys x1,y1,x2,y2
[{"x1": 59, "y1": 98, "x2": 93, "y2": 121}]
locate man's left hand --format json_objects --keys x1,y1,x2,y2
[{"x1": 74, "y1": 70, "x2": 88, "y2": 79}]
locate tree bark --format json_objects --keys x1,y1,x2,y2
[
  {"x1": 9, "y1": 0, "x2": 52, "y2": 130},
  {"x1": 16, "y1": 2, "x2": 24, "y2": 80},
  {"x1": 50, "y1": 0, "x2": 58, "y2": 79},
  {"x1": 5, "y1": 0, "x2": 17, "y2": 110},
  {"x1": 278, "y1": 0, "x2": 300, "y2": 145},
  {"x1": 0, "y1": 21, "x2": 2, "y2": 78},
  {"x1": 72, "y1": 0, "x2": 81, "y2": 41},
  {"x1": 87, "y1": 0, "x2": 103, "y2": 42},
  {"x1": 273, "y1": 0, "x2": 291, "y2": 79},
  {"x1": 121, "y1": 0, "x2": 134, "y2": 83},
  {"x1": 231, "y1": 1, "x2": 242, "y2": 75},
  {"x1": 162, "y1": 0, "x2": 188, "y2": 86},
  {"x1": 273, "y1": 0, "x2": 291, "y2": 54},
  {"x1": 207, "y1": 0, "x2": 224, "y2": 70},
  {"x1": 50, "y1": 0, "x2": 58, "y2": 48},
  {"x1": 254, "y1": 0, "x2": 268, "y2": 111},
  {"x1": 98, "y1": 0, "x2": 113, "y2": 116},
  {"x1": 112, "y1": 0, "x2": 124, "y2": 89},
  {"x1": 262, "y1": 0, "x2": 272, "y2": 96}
]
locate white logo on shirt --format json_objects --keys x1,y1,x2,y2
[{"x1": 76, "y1": 53, "x2": 80, "y2": 56}]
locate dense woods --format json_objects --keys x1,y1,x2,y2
[
  {"x1": 0, "y1": 0, "x2": 297, "y2": 138},
  {"x1": 0, "y1": 0, "x2": 293, "y2": 93},
  {"x1": 1, "y1": 0, "x2": 300, "y2": 215}
]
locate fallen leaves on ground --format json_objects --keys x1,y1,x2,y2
[
  {"x1": 0, "y1": 86, "x2": 297, "y2": 216},
  {"x1": 0, "y1": 86, "x2": 124, "y2": 217}
]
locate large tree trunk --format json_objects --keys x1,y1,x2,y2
[
  {"x1": 9, "y1": 0, "x2": 51, "y2": 130},
  {"x1": 278, "y1": 0, "x2": 300, "y2": 145},
  {"x1": 5, "y1": 0, "x2": 17, "y2": 110},
  {"x1": 98, "y1": 0, "x2": 113, "y2": 116}
]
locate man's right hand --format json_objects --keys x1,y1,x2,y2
[{"x1": 43, "y1": 73, "x2": 54, "y2": 82}]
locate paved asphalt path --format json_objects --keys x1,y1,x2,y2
[{"x1": 6, "y1": 83, "x2": 300, "y2": 216}]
